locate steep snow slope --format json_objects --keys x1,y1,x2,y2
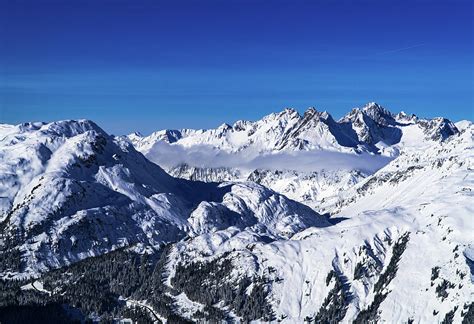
[
  {"x1": 246, "y1": 169, "x2": 366, "y2": 212},
  {"x1": 456, "y1": 120, "x2": 473, "y2": 132},
  {"x1": 329, "y1": 122, "x2": 473, "y2": 215},
  {"x1": 188, "y1": 181, "x2": 329, "y2": 238},
  {"x1": 161, "y1": 124, "x2": 473, "y2": 322},
  {"x1": 0, "y1": 120, "x2": 328, "y2": 278}
]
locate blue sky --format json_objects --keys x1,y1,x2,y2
[{"x1": 1, "y1": 0, "x2": 472, "y2": 135}]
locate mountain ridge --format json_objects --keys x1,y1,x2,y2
[{"x1": 128, "y1": 102, "x2": 459, "y2": 156}]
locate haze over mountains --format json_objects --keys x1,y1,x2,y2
[{"x1": 0, "y1": 103, "x2": 472, "y2": 323}]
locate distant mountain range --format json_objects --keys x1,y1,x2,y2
[
  {"x1": 128, "y1": 102, "x2": 458, "y2": 154},
  {"x1": 0, "y1": 103, "x2": 472, "y2": 323}
]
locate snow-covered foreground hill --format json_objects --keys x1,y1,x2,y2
[
  {"x1": 0, "y1": 120, "x2": 327, "y2": 277},
  {"x1": 0, "y1": 107, "x2": 472, "y2": 323}
]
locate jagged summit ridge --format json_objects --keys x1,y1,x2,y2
[{"x1": 128, "y1": 102, "x2": 459, "y2": 157}]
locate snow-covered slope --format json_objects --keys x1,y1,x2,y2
[
  {"x1": 0, "y1": 120, "x2": 327, "y2": 278},
  {"x1": 246, "y1": 168, "x2": 366, "y2": 212},
  {"x1": 162, "y1": 123, "x2": 473, "y2": 323}
]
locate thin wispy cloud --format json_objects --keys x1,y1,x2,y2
[
  {"x1": 373, "y1": 43, "x2": 426, "y2": 56},
  {"x1": 355, "y1": 43, "x2": 426, "y2": 60}
]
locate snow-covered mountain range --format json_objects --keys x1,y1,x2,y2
[
  {"x1": 128, "y1": 102, "x2": 459, "y2": 211},
  {"x1": 128, "y1": 102, "x2": 458, "y2": 155},
  {"x1": 0, "y1": 103, "x2": 472, "y2": 323}
]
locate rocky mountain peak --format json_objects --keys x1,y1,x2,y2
[
  {"x1": 303, "y1": 107, "x2": 318, "y2": 116},
  {"x1": 417, "y1": 117, "x2": 459, "y2": 141},
  {"x1": 361, "y1": 102, "x2": 396, "y2": 126},
  {"x1": 395, "y1": 111, "x2": 418, "y2": 123},
  {"x1": 281, "y1": 107, "x2": 298, "y2": 115},
  {"x1": 301, "y1": 107, "x2": 333, "y2": 122}
]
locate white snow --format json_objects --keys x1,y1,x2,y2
[{"x1": 1, "y1": 104, "x2": 471, "y2": 322}]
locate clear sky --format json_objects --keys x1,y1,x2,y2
[{"x1": 1, "y1": 0, "x2": 472, "y2": 135}]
